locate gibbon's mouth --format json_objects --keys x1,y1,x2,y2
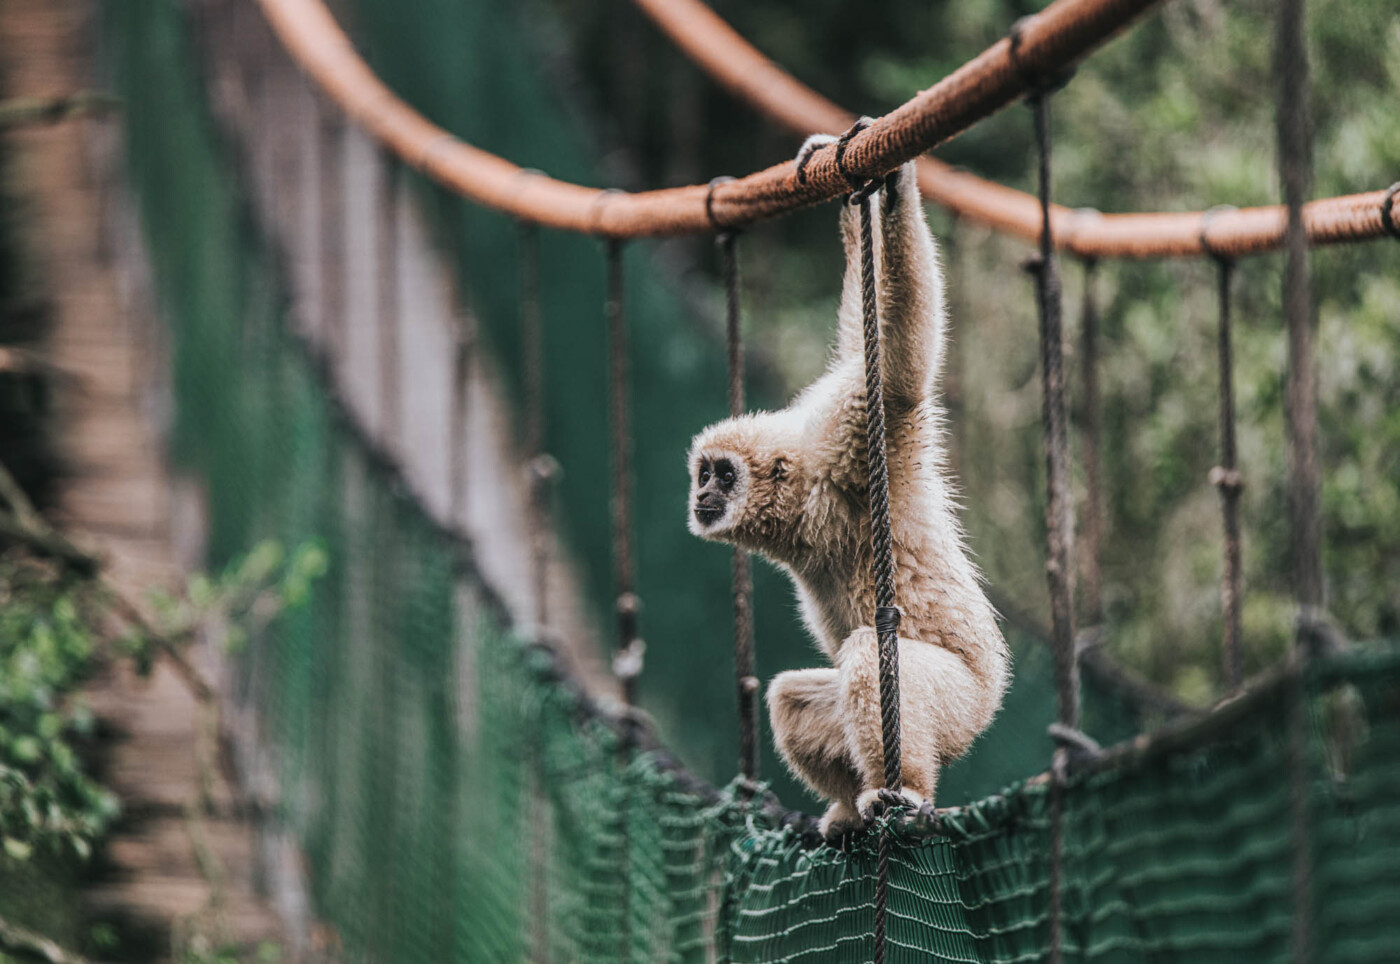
[{"x1": 694, "y1": 502, "x2": 724, "y2": 527}]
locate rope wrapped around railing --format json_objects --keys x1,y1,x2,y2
[
  {"x1": 632, "y1": 0, "x2": 1399, "y2": 259},
  {"x1": 255, "y1": 0, "x2": 1171, "y2": 238}
]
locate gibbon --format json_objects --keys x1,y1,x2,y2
[{"x1": 686, "y1": 159, "x2": 1008, "y2": 837}]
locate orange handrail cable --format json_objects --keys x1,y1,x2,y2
[
  {"x1": 633, "y1": 0, "x2": 1399, "y2": 259},
  {"x1": 255, "y1": 0, "x2": 1170, "y2": 237}
]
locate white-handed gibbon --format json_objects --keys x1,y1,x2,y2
[{"x1": 687, "y1": 159, "x2": 1008, "y2": 837}]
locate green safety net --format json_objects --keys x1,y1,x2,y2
[{"x1": 96, "y1": 0, "x2": 1400, "y2": 961}]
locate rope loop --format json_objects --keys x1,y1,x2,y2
[
  {"x1": 1198, "y1": 204, "x2": 1239, "y2": 262},
  {"x1": 1381, "y1": 182, "x2": 1400, "y2": 240},
  {"x1": 1008, "y1": 18, "x2": 1077, "y2": 99},
  {"x1": 588, "y1": 187, "x2": 627, "y2": 237},
  {"x1": 834, "y1": 116, "x2": 873, "y2": 192},
  {"x1": 706, "y1": 175, "x2": 737, "y2": 234}
]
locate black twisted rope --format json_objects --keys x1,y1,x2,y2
[
  {"x1": 605, "y1": 239, "x2": 643, "y2": 709},
  {"x1": 1276, "y1": 0, "x2": 1318, "y2": 956},
  {"x1": 517, "y1": 221, "x2": 554, "y2": 964},
  {"x1": 1201, "y1": 206, "x2": 1245, "y2": 692},
  {"x1": 520, "y1": 223, "x2": 556, "y2": 633},
  {"x1": 716, "y1": 227, "x2": 761, "y2": 783},
  {"x1": 852, "y1": 174, "x2": 902, "y2": 964},
  {"x1": 1024, "y1": 87, "x2": 1077, "y2": 964},
  {"x1": 1078, "y1": 257, "x2": 1103, "y2": 626},
  {"x1": 604, "y1": 238, "x2": 638, "y2": 964}
]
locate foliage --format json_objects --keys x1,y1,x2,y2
[
  {"x1": 0, "y1": 539, "x2": 327, "y2": 864},
  {"x1": 0, "y1": 556, "x2": 114, "y2": 863}
]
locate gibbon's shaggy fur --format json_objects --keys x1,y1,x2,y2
[{"x1": 686, "y1": 160, "x2": 1008, "y2": 836}]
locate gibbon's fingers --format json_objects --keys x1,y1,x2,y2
[{"x1": 877, "y1": 160, "x2": 947, "y2": 407}]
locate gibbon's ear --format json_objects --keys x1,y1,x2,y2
[{"x1": 835, "y1": 195, "x2": 882, "y2": 362}]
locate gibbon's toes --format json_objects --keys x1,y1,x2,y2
[
  {"x1": 857, "y1": 786, "x2": 927, "y2": 823},
  {"x1": 818, "y1": 801, "x2": 862, "y2": 845}
]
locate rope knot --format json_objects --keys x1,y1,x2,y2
[
  {"x1": 1209, "y1": 465, "x2": 1244, "y2": 492},
  {"x1": 612, "y1": 636, "x2": 646, "y2": 682},
  {"x1": 1008, "y1": 17, "x2": 1077, "y2": 98}
]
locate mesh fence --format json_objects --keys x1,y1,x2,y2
[{"x1": 97, "y1": 0, "x2": 1400, "y2": 961}]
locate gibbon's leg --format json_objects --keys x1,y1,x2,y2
[
  {"x1": 836, "y1": 628, "x2": 983, "y2": 816},
  {"x1": 875, "y1": 161, "x2": 946, "y2": 408},
  {"x1": 766, "y1": 668, "x2": 864, "y2": 834}
]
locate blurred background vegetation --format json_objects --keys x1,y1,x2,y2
[{"x1": 550, "y1": 0, "x2": 1400, "y2": 706}]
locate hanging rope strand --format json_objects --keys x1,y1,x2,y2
[
  {"x1": 606, "y1": 239, "x2": 644, "y2": 707},
  {"x1": 1078, "y1": 257, "x2": 1104, "y2": 627},
  {"x1": 717, "y1": 229, "x2": 760, "y2": 782},
  {"x1": 1203, "y1": 236, "x2": 1244, "y2": 691},
  {"x1": 1276, "y1": 0, "x2": 1318, "y2": 958},
  {"x1": 520, "y1": 223, "x2": 555, "y2": 632},
  {"x1": 1021, "y1": 69, "x2": 1078, "y2": 964},
  {"x1": 1029, "y1": 93, "x2": 1079, "y2": 734},
  {"x1": 852, "y1": 179, "x2": 903, "y2": 964}
]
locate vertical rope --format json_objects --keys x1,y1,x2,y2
[
  {"x1": 1078, "y1": 258, "x2": 1104, "y2": 626},
  {"x1": 376, "y1": 148, "x2": 401, "y2": 443},
  {"x1": 521, "y1": 223, "x2": 554, "y2": 632},
  {"x1": 604, "y1": 238, "x2": 636, "y2": 964},
  {"x1": 717, "y1": 230, "x2": 760, "y2": 783},
  {"x1": 317, "y1": 96, "x2": 344, "y2": 368},
  {"x1": 1276, "y1": 0, "x2": 1317, "y2": 957},
  {"x1": 1204, "y1": 246, "x2": 1245, "y2": 691},
  {"x1": 606, "y1": 239, "x2": 643, "y2": 707},
  {"x1": 853, "y1": 182, "x2": 901, "y2": 964},
  {"x1": 1025, "y1": 88, "x2": 1077, "y2": 964},
  {"x1": 518, "y1": 222, "x2": 552, "y2": 964},
  {"x1": 1276, "y1": 0, "x2": 1322, "y2": 624}
]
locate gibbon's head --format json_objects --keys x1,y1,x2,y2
[{"x1": 686, "y1": 415, "x2": 791, "y2": 544}]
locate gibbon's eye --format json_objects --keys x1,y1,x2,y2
[
  {"x1": 699, "y1": 465, "x2": 711, "y2": 486},
  {"x1": 717, "y1": 459, "x2": 736, "y2": 491}
]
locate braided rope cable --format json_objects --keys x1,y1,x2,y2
[
  {"x1": 1203, "y1": 241, "x2": 1245, "y2": 691},
  {"x1": 1024, "y1": 88, "x2": 1078, "y2": 964},
  {"x1": 716, "y1": 229, "x2": 760, "y2": 784},
  {"x1": 1276, "y1": 0, "x2": 1318, "y2": 959},
  {"x1": 1077, "y1": 257, "x2": 1103, "y2": 626},
  {"x1": 605, "y1": 240, "x2": 643, "y2": 707},
  {"x1": 630, "y1": 0, "x2": 1399, "y2": 258},
  {"x1": 853, "y1": 178, "x2": 902, "y2": 964},
  {"x1": 257, "y1": 0, "x2": 1173, "y2": 239}
]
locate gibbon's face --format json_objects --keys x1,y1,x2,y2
[{"x1": 688, "y1": 449, "x2": 750, "y2": 539}]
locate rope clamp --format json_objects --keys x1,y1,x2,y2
[
  {"x1": 1198, "y1": 204, "x2": 1239, "y2": 262},
  {"x1": 706, "y1": 175, "x2": 737, "y2": 234},
  {"x1": 874, "y1": 605, "x2": 902, "y2": 637}
]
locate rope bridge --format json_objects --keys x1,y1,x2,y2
[{"x1": 97, "y1": 0, "x2": 1400, "y2": 960}]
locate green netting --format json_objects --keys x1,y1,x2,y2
[{"x1": 99, "y1": 0, "x2": 1400, "y2": 960}]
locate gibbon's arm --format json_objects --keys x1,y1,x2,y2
[
  {"x1": 830, "y1": 163, "x2": 945, "y2": 409},
  {"x1": 875, "y1": 163, "x2": 947, "y2": 409}
]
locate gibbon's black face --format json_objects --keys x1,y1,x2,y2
[{"x1": 693, "y1": 456, "x2": 739, "y2": 527}]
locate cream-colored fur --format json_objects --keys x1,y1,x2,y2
[{"x1": 686, "y1": 162, "x2": 1009, "y2": 836}]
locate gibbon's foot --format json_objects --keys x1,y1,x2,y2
[
  {"x1": 818, "y1": 800, "x2": 862, "y2": 844},
  {"x1": 857, "y1": 786, "x2": 926, "y2": 824}
]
